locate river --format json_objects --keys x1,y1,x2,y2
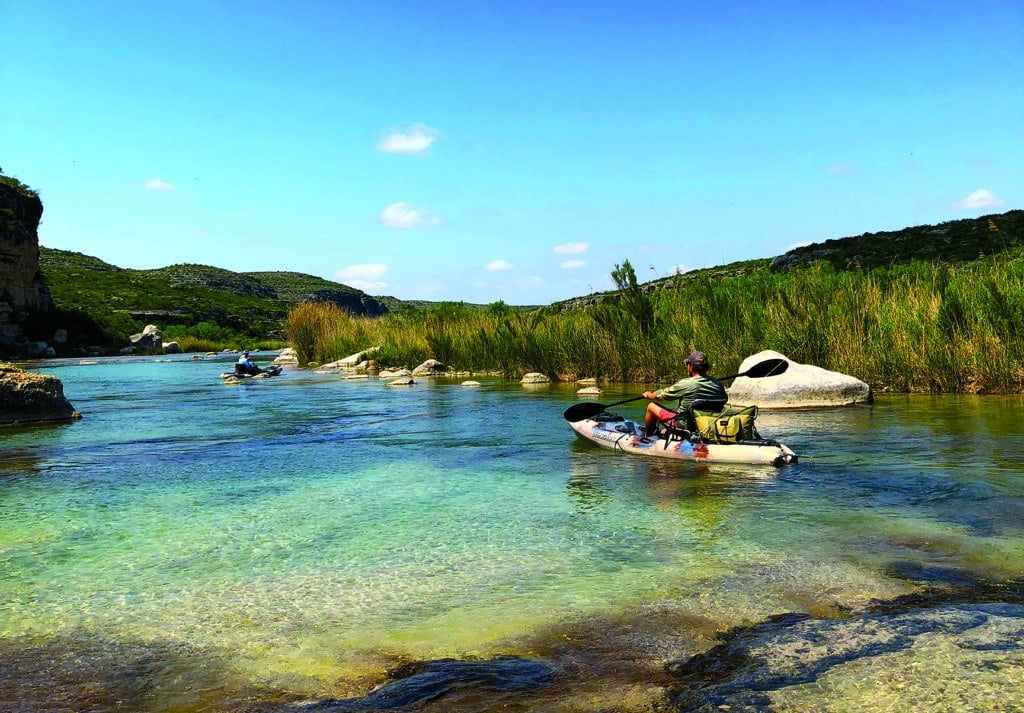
[{"x1": 2, "y1": 355, "x2": 1022, "y2": 712}]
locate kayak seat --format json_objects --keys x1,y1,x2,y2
[
  {"x1": 684, "y1": 399, "x2": 728, "y2": 433},
  {"x1": 656, "y1": 398, "x2": 727, "y2": 445},
  {"x1": 658, "y1": 400, "x2": 762, "y2": 445}
]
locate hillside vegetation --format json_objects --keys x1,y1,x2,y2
[
  {"x1": 34, "y1": 248, "x2": 399, "y2": 351},
  {"x1": 553, "y1": 210, "x2": 1024, "y2": 309}
]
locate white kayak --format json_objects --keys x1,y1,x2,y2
[
  {"x1": 219, "y1": 365, "x2": 284, "y2": 380},
  {"x1": 569, "y1": 415, "x2": 798, "y2": 467}
]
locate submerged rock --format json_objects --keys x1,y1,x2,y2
[
  {"x1": 281, "y1": 656, "x2": 556, "y2": 711},
  {"x1": 667, "y1": 602, "x2": 1024, "y2": 712},
  {"x1": 727, "y1": 350, "x2": 871, "y2": 408},
  {"x1": 0, "y1": 361, "x2": 80, "y2": 424}
]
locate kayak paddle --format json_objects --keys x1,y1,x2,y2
[{"x1": 562, "y1": 357, "x2": 789, "y2": 423}]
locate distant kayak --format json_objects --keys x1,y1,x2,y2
[
  {"x1": 219, "y1": 365, "x2": 283, "y2": 380},
  {"x1": 568, "y1": 413, "x2": 797, "y2": 467}
]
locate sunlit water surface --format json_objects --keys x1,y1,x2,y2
[{"x1": 2, "y1": 356, "x2": 1022, "y2": 711}]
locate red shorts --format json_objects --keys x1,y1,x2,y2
[{"x1": 649, "y1": 403, "x2": 679, "y2": 427}]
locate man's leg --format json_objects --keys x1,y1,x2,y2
[{"x1": 644, "y1": 402, "x2": 660, "y2": 437}]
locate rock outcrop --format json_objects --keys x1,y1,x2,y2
[
  {"x1": 0, "y1": 362, "x2": 80, "y2": 424},
  {"x1": 412, "y1": 359, "x2": 448, "y2": 376},
  {"x1": 0, "y1": 179, "x2": 53, "y2": 355},
  {"x1": 126, "y1": 324, "x2": 163, "y2": 352},
  {"x1": 521, "y1": 372, "x2": 551, "y2": 384},
  {"x1": 272, "y1": 348, "x2": 300, "y2": 366},
  {"x1": 727, "y1": 350, "x2": 872, "y2": 408}
]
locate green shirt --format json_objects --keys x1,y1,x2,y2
[{"x1": 653, "y1": 374, "x2": 727, "y2": 410}]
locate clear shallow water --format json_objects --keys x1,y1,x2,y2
[{"x1": 2, "y1": 356, "x2": 1023, "y2": 712}]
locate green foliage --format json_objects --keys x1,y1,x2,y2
[
  {"x1": 27, "y1": 210, "x2": 1024, "y2": 390},
  {"x1": 772, "y1": 210, "x2": 1024, "y2": 273},
  {"x1": 0, "y1": 174, "x2": 37, "y2": 196},
  {"x1": 285, "y1": 248, "x2": 1024, "y2": 393},
  {"x1": 610, "y1": 259, "x2": 658, "y2": 336},
  {"x1": 35, "y1": 247, "x2": 409, "y2": 352}
]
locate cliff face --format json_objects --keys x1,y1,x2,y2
[{"x1": 0, "y1": 180, "x2": 52, "y2": 347}]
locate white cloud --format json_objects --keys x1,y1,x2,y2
[
  {"x1": 143, "y1": 178, "x2": 174, "y2": 191},
  {"x1": 954, "y1": 189, "x2": 1003, "y2": 210},
  {"x1": 560, "y1": 259, "x2": 585, "y2": 269},
  {"x1": 334, "y1": 263, "x2": 389, "y2": 291},
  {"x1": 486, "y1": 259, "x2": 513, "y2": 271},
  {"x1": 376, "y1": 123, "x2": 440, "y2": 154},
  {"x1": 379, "y1": 202, "x2": 438, "y2": 229},
  {"x1": 553, "y1": 242, "x2": 589, "y2": 255}
]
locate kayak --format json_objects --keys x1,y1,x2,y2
[
  {"x1": 219, "y1": 365, "x2": 283, "y2": 380},
  {"x1": 568, "y1": 413, "x2": 798, "y2": 467},
  {"x1": 563, "y1": 357, "x2": 798, "y2": 467}
]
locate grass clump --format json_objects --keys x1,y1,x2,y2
[{"x1": 286, "y1": 253, "x2": 1024, "y2": 394}]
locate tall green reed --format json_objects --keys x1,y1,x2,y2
[{"x1": 285, "y1": 254, "x2": 1024, "y2": 393}]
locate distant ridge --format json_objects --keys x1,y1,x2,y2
[
  {"x1": 769, "y1": 209, "x2": 1023, "y2": 272},
  {"x1": 552, "y1": 209, "x2": 1022, "y2": 309},
  {"x1": 34, "y1": 248, "x2": 410, "y2": 349},
  {"x1": 39, "y1": 247, "x2": 395, "y2": 314}
]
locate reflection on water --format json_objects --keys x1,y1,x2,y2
[{"x1": 1, "y1": 358, "x2": 1022, "y2": 712}]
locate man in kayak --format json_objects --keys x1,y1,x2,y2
[
  {"x1": 641, "y1": 350, "x2": 727, "y2": 436},
  {"x1": 236, "y1": 350, "x2": 262, "y2": 376}
]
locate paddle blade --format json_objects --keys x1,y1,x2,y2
[
  {"x1": 563, "y1": 402, "x2": 608, "y2": 422},
  {"x1": 742, "y1": 358, "x2": 789, "y2": 379}
]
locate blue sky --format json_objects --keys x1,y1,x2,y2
[{"x1": 2, "y1": 1, "x2": 1021, "y2": 305}]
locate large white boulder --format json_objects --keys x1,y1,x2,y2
[{"x1": 727, "y1": 350, "x2": 871, "y2": 408}]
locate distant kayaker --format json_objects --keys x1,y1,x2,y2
[
  {"x1": 236, "y1": 350, "x2": 262, "y2": 376},
  {"x1": 641, "y1": 350, "x2": 727, "y2": 436}
]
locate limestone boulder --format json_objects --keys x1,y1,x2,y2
[
  {"x1": 332, "y1": 347, "x2": 381, "y2": 367},
  {"x1": 0, "y1": 361, "x2": 80, "y2": 424},
  {"x1": 128, "y1": 324, "x2": 163, "y2": 351},
  {"x1": 727, "y1": 350, "x2": 871, "y2": 408},
  {"x1": 521, "y1": 372, "x2": 551, "y2": 384},
  {"x1": 272, "y1": 348, "x2": 300, "y2": 366},
  {"x1": 412, "y1": 359, "x2": 447, "y2": 376}
]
